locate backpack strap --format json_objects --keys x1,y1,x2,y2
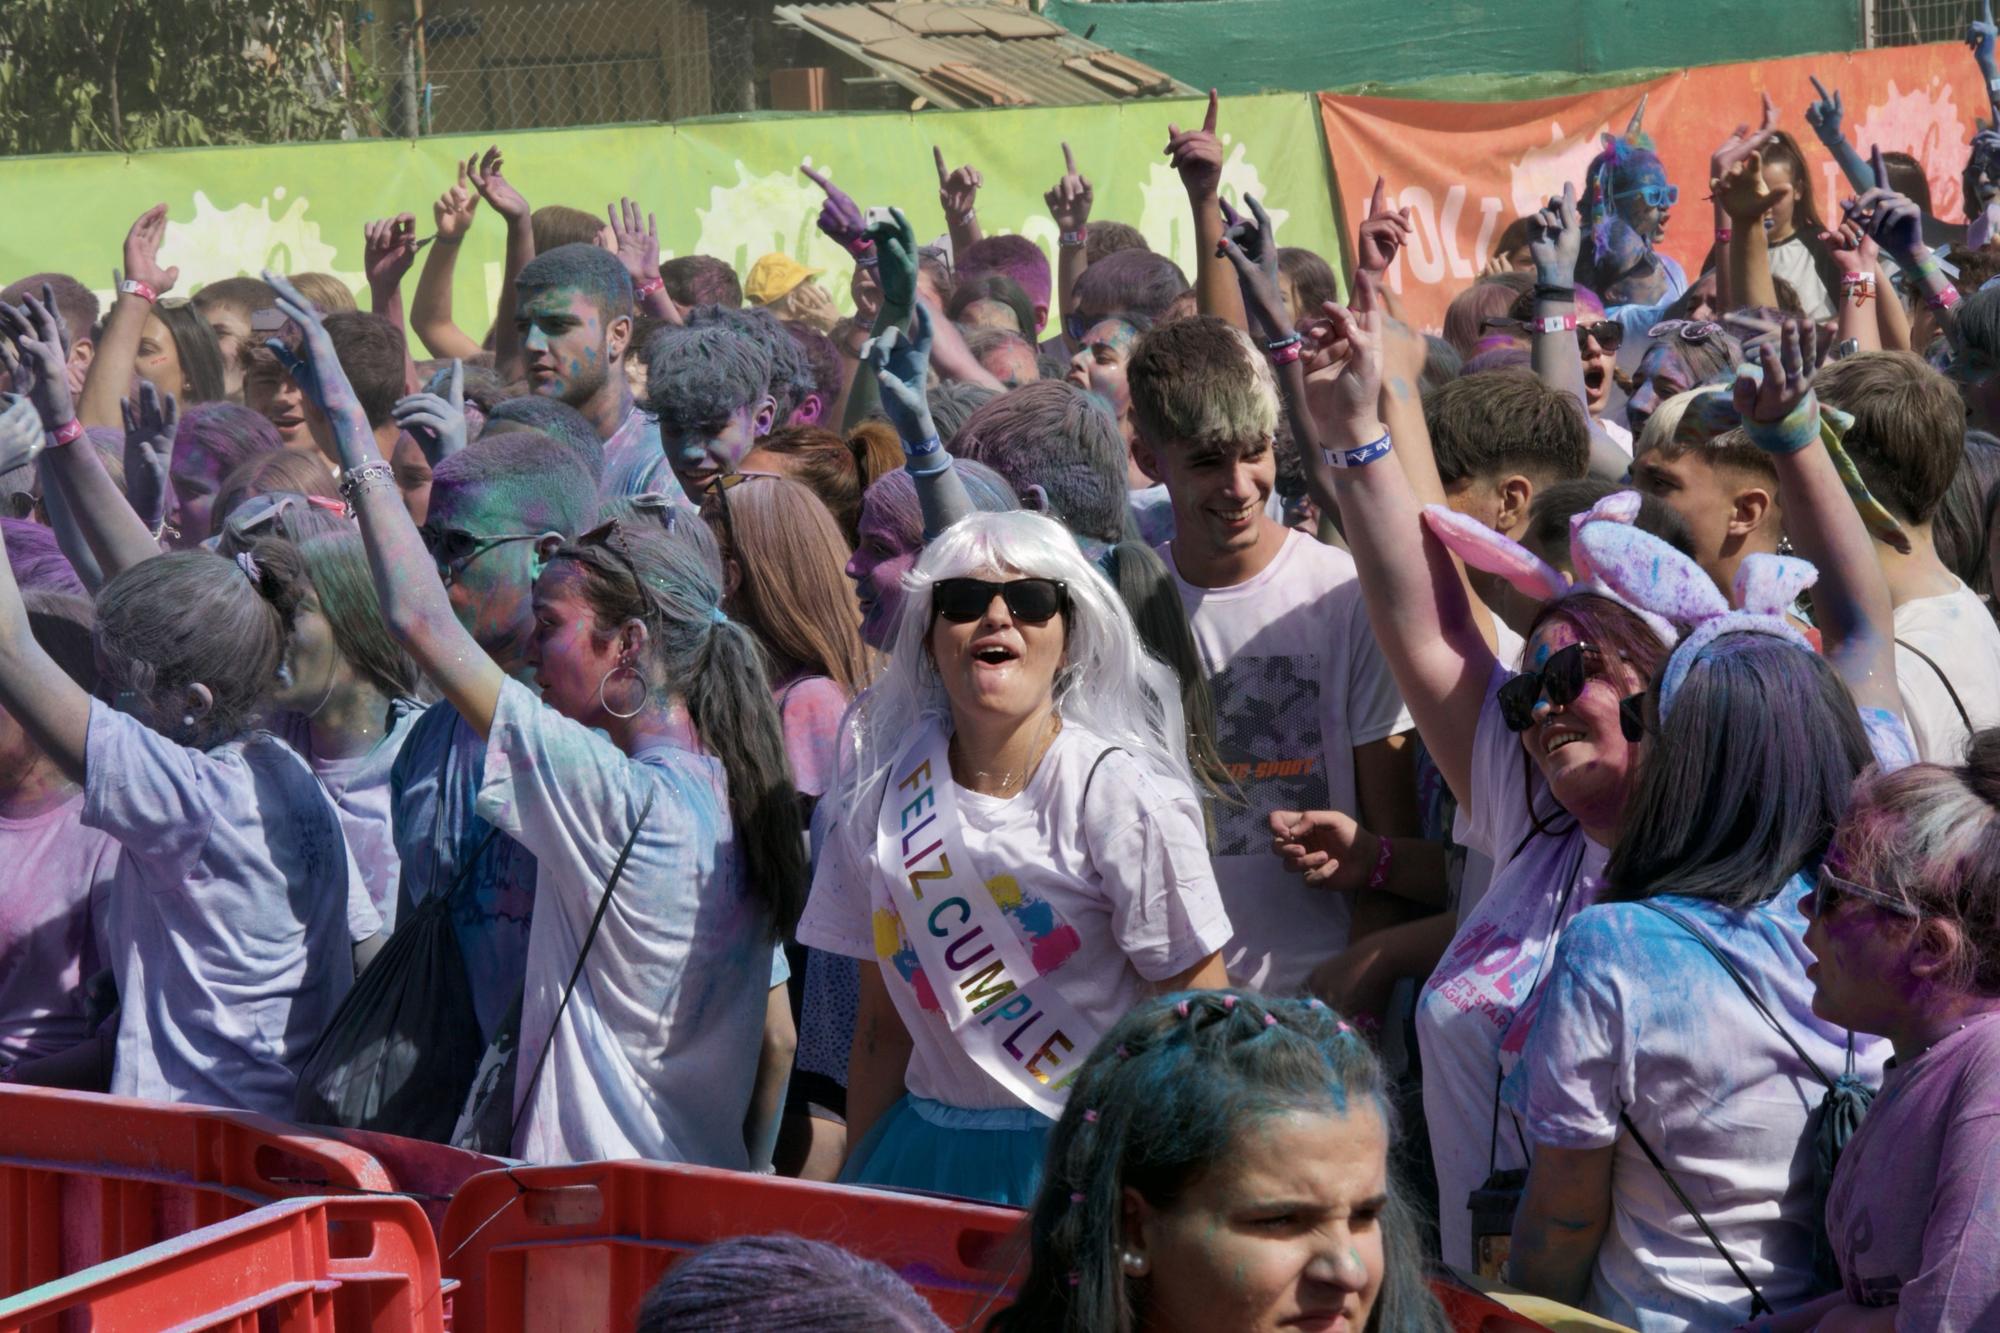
[
  {"x1": 1895, "y1": 636, "x2": 1972, "y2": 732},
  {"x1": 1082, "y1": 746, "x2": 1123, "y2": 807},
  {"x1": 507, "y1": 789, "x2": 655, "y2": 1149},
  {"x1": 1618, "y1": 1110, "x2": 1775, "y2": 1317},
  {"x1": 1632, "y1": 899, "x2": 1833, "y2": 1091}
]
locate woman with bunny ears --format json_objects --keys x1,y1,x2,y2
[{"x1": 1498, "y1": 319, "x2": 1916, "y2": 1329}]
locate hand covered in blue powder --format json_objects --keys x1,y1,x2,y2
[
  {"x1": 1972, "y1": 0, "x2": 1998, "y2": 74},
  {"x1": 864, "y1": 205, "x2": 919, "y2": 323},
  {"x1": 1217, "y1": 194, "x2": 1289, "y2": 339},
  {"x1": 862, "y1": 301, "x2": 939, "y2": 455},
  {"x1": 1805, "y1": 76, "x2": 1845, "y2": 149},
  {"x1": 121, "y1": 381, "x2": 178, "y2": 532},
  {"x1": 261, "y1": 268, "x2": 367, "y2": 441},
  {"x1": 0, "y1": 286, "x2": 75, "y2": 431},
  {"x1": 392, "y1": 358, "x2": 468, "y2": 467}
]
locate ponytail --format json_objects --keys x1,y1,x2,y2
[{"x1": 686, "y1": 613, "x2": 810, "y2": 934}]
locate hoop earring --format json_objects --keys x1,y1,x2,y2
[{"x1": 597, "y1": 663, "x2": 647, "y2": 719}]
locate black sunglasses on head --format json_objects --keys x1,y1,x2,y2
[
  {"x1": 1498, "y1": 643, "x2": 1611, "y2": 733},
  {"x1": 931, "y1": 576, "x2": 1069, "y2": 625}
]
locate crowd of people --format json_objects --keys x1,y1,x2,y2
[{"x1": 4, "y1": 28, "x2": 2000, "y2": 1333}]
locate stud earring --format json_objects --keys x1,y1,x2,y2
[{"x1": 1121, "y1": 1250, "x2": 1149, "y2": 1277}]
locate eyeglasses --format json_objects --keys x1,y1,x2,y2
[
  {"x1": 1497, "y1": 643, "x2": 1613, "y2": 733},
  {"x1": 625, "y1": 492, "x2": 681, "y2": 534},
  {"x1": 1613, "y1": 184, "x2": 1679, "y2": 209},
  {"x1": 931, "y1": 576, "x2": 1069, "y2": 625},
  {"x1": 418, "y1": 522, "x2": 539, "y2": 586},
  {"x1": 228, "y1": 490, "x2": 345, "y2": 539},
  {"x1": 1810, "y1": 870, "x2": 1921, "y2": 921},
  {"x1": 1482, "y1": 316, "x2": 1624, "y2": 354}
]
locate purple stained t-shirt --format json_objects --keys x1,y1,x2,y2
[{"x1": 1825, "y1": 1010, "x2": 2000, "y2": 1331}]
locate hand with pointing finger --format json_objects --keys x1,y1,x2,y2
[
  {"x1": 801, "y1": 161, "x2": 872, "y2": 255},
  {"x1": 1805, "y1": 75, "x2": 1846, "y2": 150},
  {"x1": 1218, "y1": 195, "x2": 1288, "y2": 338},
  {"x1": 1972, "y1": 0, "x2": 1998, "y2": 76},
  {"x1": 1044, "y1": 142, "x2": 1093, "y2": 235},
  {"x1": 1529, "y1": 182, "x2": 1582, "y2": 288},
  {"x1": 933, "y1": 147, "x2": 981, "y2": 227},
  {"x1": 1711, "y1": 93, "x2": 1781, "y2": 181},
  {"x1": 1355, "y1": 177, "x2": 1412, "y2": 277},
  {"x1": 1166, "y1": 89, "x2": 1224, "y2": 201}
]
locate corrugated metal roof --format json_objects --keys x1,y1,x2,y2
[{"x1": 775, "y1": 3, "x2": 1199, "y2": 108}]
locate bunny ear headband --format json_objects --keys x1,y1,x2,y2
[
  {"x1": 1675, "y1": 365, "x2": 1912, "y2": 555},
  {"x1": 1571, "y1": 517, "x2": 1818, "y2": 719},
  {"x1": 1420, "y1": 491, "x2": 1680, "y2": 648}
]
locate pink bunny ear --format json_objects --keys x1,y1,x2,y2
[
  {"x1": 1421, "y1": 505, "x2": 1570, "y2": 602},
  {"x1": 1573, "y1": 519, "x2": 1731, "y2": 628},
  {"x1": 1731, "y1": 553, "x2": 1818, "y2": 617},
  {"x1": 1568, "y1": 489, "x2": 1645, "y2": 586}
]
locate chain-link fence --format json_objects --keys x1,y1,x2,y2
[
  {"x1": 1865, "y1": 0, "x2": 1974, "y2": 46},
  {"x1": 364, "y1": 0, "x2": 762, "y2": 135}
]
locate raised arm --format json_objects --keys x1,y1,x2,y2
[
  {"x1": 76, "y1": 205, "x2": 177, "y2": 431},
  {"x1": 1733, "y1": 316, "x2": 1904, "y2": 723},
  {"x1": 363, "y1": 214, "x2": 423, "y2": 394},
  {"x1": 1218, "y1": 193, "x2": 1322, "y2": 495},
  {"x1": 1167, "y1": 91, "x2": 1247, "y2": 332},
  {"x1": 604, "y1": 197, "x2": 680, "y2": 325},
  {"x1": 1851, "y1": 147, "x2": 1960, "y2": 335},
  {"x1": 1046, "y1": 143, "x2": 1093, "y2": 329},
  {"x1": 468, "y1": 146, "x2": 536, "y2": 382},
  {"x1": 1820, "y1": 220, "x2": 1883, "y2": 353},
  {"x1": 390, "y1": 359, "x2": 470, "y2": 469},
  {"x1": 1525, "y1": 184, "x2": 1627, "y2": 479},
  {"x1": 1718, "y1": 150, "x2": 1785, "y2": 312},
  {"x1": 1, "y1": 291, "x2": 162, "y2": 580},
  {"x1": 863, "y1": 278, "x2": 974, "y2": 540},
  {"x1": 933, "y1": 147, "x2": 984, "y2": 255},
  {"x1": 410, "y1": 162, "x2": 485, "y2": 360},
  {"x1": 1806, "y1": 76, "x2": 1876, "y2": 197},
  {"x1": 1709, "y1": 99, "x2": 1782, "y2": 312},
  {"x1": 1972, "y1": 0, "x2": 2000, "y2": 127},
  {"x1": 1308, "y1": 275, "x2": 1497, "y2": 806},
  {"x1": 262, "y1": 269, "x2": 505, "y2": 736}
]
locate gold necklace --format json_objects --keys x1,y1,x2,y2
[{"x1": 953, "y1": 714, "x2": 1062, "y2": 796}]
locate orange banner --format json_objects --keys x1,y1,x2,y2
[{"x1": 1318, "y1": 43, "x2": 1987, "y2": 331}]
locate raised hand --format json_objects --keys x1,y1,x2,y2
[
  {"x1": 260, "y1": 269, "x2": 364, "y2": 438},
  {"x1": 1217, "y1": 195, "x2": 1288, "y2": 337},
  {"x1": 391, "y1": 357, "x2": 468, "y2": 466},
  {"x1": 783, "y1": 278, "x2": 840, "y2": 334},
  {"x1": 1847, "y1": 147, "x2": 1928, "y2": 263},
  {"x1": 861, "y1": 300, "x2": 938, "y2": 450},
  {"x1": 434, "y1": 160, "x2": 480, "y2": 241},
  {"x1": 122, "y1": 204, "x2": 179, "y2": 297},
  {"x1": 1711, "y1": 94, "x2": 1782, "y2": 179},
  {"x1": 1820, "y1": 216, "x2": 1879, "y2": 275},
  {"x1": 1310, "y1": 289, "x2": 1385, "y2": 446},
  {"x1": 0, "y1": 287, "x2": 76, "y2": 429},
  {"x1": 1528, "y1": 182, "x2": 1582, "y2": 286},
  {"x1": 466, "y1": 145, "x2": 530, "y2": 224},
  {"x1": 801, "y1": 162, "x2": 870, "y2": 253},
  {"x1": 1355, "y1": 177, "x2": 1413, "y2": 277},
  {"x1": 363, "y1": 214, "x2": 421, "y2": 295},
  {"x1": 1269, "y1": 809, "x2": 1380, "y2": 891},
  {"x1": 933, "y1": 147, "x2": 981, "y2": 226},
  {"x1": 1715, "y1": 150, "x2": 1790, "y2": 223},
  {"x1": 1044, "y1": 142, "x2": 1093, "y2": 234},
  {"x1": 1805, "y1": 75, "x2": 1846, "y2": 148},
  {"x1": 864, "y1": 205, "x2": 919, "y2": 322},
  {"x1": 1729, "y1": 315, "x2": 1818, "y2": 424},
  {"x1": 1973, "y1": 0, "x2": 1998, "y2": 72},
  {"x1": 0, "y1": 395, "x2": 42, "y2": 475},
  {"x1": 604, "y1": 197, "x2": 660, "y2": 288},
  {"x1": 1165, "y1": 89, "x2": 1224, "y2": 200},
  {"x1": 121, "y1": 381, "x2": 178, "y2": 533}
]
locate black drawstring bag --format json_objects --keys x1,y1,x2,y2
[{"x1": 292, "y1": 829, "x2": 497, "y2": 1140}]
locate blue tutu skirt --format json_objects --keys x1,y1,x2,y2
[{"x1": 840, "y1": 1095, "x2": 1052, "y2": 1207}]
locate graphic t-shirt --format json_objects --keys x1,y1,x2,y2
[
  {"x1": 84, "y1": 703, "x2": 369, "y2": 1115},
  {"x1": 1165, "y1": 528, "x2": 1410, "y2": 991},
  {"x1": 1504, "y1": 879, "x2": 1888, "y2": 1333},
  {"x1": 798, "y1": 725, "x2": 1232, "y2": 1112},
  {"x1": 390, "y1": 699, "x2": 540, "y2": 1041},
  {"x1": 1893, "y1": 580, "x2": 2000, "y2": 765},
  {"x1": 480, "y1": 678, "x2": 773, "y2": 1167},
  {"x1": 1826, "y1": 1011, "x2": 2000, "y2": 1331},
  {"x1": 0, "y1": 795, "x2": 116, "y2": 1068},
  {"x1": 1419, "y1": 662, "x2": 1607, "y2": 1270}
]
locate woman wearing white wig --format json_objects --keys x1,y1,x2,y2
[{"x1": 796, "y1": 505, "x2": 1233, "y2": 1206}]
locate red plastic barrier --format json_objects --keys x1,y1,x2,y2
[
  {"x1": 0, "y1": 1195, "x2": 449, "y2": 1332},
  {"x1": 438, "y1": 1161, "x2": 1026, "y2": 1332},
  {"x1": 303, "y1": 1122, "x2": 506, "y2": 1237},
  {"x1": 0, "y1": 1087, "x2": 395, "y2": 1300}
]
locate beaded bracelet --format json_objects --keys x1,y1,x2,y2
[{"x1": 337, "y1": 460, "x2": 397, "y2": 502}]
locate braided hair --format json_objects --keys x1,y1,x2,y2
[{"x1": 989, "y1": 990, "x2": 1446, "y2": 1333}]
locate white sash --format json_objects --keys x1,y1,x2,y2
[{"x1": 875, "y1": 723, "x2": 1104, "y2": 1118}]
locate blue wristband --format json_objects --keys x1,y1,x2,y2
[
  {"x1": 1322, "y1": 432, "x2": 1392, "y2": 469},
  {"x1": 904, "y1": 433, "x2": 943, "y2": 459}
]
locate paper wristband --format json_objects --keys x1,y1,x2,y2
[
  {"x1": 904, "y1": 433, "x2": 943, "y2": 458},
  {"x1": 46, "y1": 418, "x2": 84, "y2": 447},
  {"x1": 1322, "y1": 433, "x2": 1393, "y2": 469}
]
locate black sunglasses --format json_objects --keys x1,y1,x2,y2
[
  {"x1": 1498, "y1": 643, "x2": 1610, "y2": 733},
  {"x1": 931, "y1": 576, "x2": 1069, "y2": 625},
  {"x1": 1618, "y1": 691, "x2": 1650, "y2": 743}
]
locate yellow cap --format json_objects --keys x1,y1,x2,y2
[{"x1": 744, "y1": 252, "x2": 824, "y2": 307}]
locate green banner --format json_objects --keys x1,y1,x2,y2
[{"x1": 0, "y1": 94, "x2": 1339, "y2": 345}]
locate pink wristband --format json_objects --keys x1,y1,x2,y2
[
  {"x1": 1366, "y1": 833, "x2": 1393, "y2": 892},
  {"x1": 46, "y1": 418, "x2": 83, "y2": 447},
  {"x1": 117, "y1": 279, "x2": 158, "y2": 305},
  {"x1": 1714, "y1": 228, "x2": 1733, "y2": 245},
  {"x1": 634, "y1": 276, "x2": 665, "y2": 301},
  {"x1": 1928, "y1": 283, "x2": 1961, "y2": 311},
  {"x1": 1268, "y1": 341, "x2": 1303, "y2": 366}
]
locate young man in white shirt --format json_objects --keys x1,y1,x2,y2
[
  {"x1": 1818, "y1": 351, "x2": 2000, "y2": 762},
  {"x1": 1128, "y1": 315, "x2": 1417, "y2": 992}
]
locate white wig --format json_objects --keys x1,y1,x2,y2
[{"x1": 831, "y1": 510, "x2": 1192, "y2": 819}]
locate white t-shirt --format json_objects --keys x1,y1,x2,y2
[
  {"x1": 1505, "y1": 879, "x2": 1888, "y2": 1332},
  {"x1": 478, "y1": 678, "x2": 772, "y2": 1167},
  {"x1": 0, "y1": 794, "x2": 116, "y2": 1068},
  {"x1": 797, "y1": 725, "x2": 1232, "y2": 1111},
  {"x1": 1768, "y1": 235, "x2": 1835, "y2": 322},
  {"x1": 83, "y1": 703, "x2": 371, "y2": 1115},
  {"x1": 1893, "y1": 581, "x2": 2000, "y2": 764},
  {"x1": 278, "y1": 700, "x2": 421, "y2": 933},
  {"x1": 1598, "y1": 418, "x2": 1634, "y2": 456},
  {"x1": 1164, "y1": 528, "x2": 1411, "y2": 991},
  {"x1": 1419, "y1": 663, "x2": 1609, "y2": 1269}
]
